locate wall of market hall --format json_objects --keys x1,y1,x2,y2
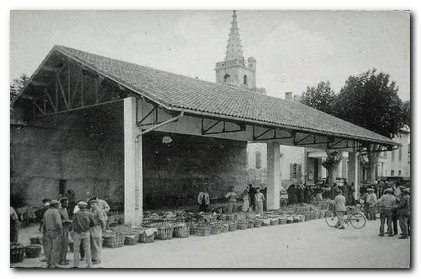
[{"x1": 11, "y1": 101, "x2": 248, "y2": 210}]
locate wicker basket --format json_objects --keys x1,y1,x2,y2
[
  {"x1": 24, "y1": 244, "x2": 42, "y2": 258},
  {"x1": 210, "y1": 225, "x2": 222, "y2": 235},
  {"x1": 103, "y1": 234, "x2": 124, "y2": 248},
  {"x1": 221, "y1": 224, "x2": 229, "y2": 233},
  {"x1": 279, "y1": 218, "x2": 287, "y2": 225},
  {"x1": 254, "y1": 219, "x2": 262, "y2": 227},
  {"x1": 10, "y1": 243, "x2": 24, "y2": 263},
  {"x1": 173, "y1": 225, "x2": 190, "y2": 238},
  {"x1": 270, "y1": 219, "x2": 279, "y2": 226},
  {"x1": 29, "y1": 236, "x2": 42, "y2": 245},
  {"x1": 196, "y1": 226, "x2": 211, "y2": 236},
  {"x1": 157, "y1": 226, "x2": 174, "y2": 240},
  {"x1": 286, "y1": 216, "x2": 294, "y2": 224},
  {"x1": 139, "y1": 232, "x2": 155, "y2": 243},
  {"x1": 124, "y1": 234, "x2": 139, "y2": 245},
  {"x1": 236, "y1": 220, "x2": 248, "y2": 230},
  {"x1": 189, "y1": 224, "x2": 197, "y2": 235},
  {"x1": 228, "y1": 222, "x2": 238, "y2": 231},
  {"x1": 247, "y1": 221, "x2": 255, "y2": 229}
]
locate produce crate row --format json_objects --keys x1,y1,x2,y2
[{"x1": 11, "y1": 205, "x2": 329, "y2": 263}]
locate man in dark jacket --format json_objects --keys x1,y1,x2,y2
[
  {"x1": 72, "y1": 201, "x2": 94, "y2": 268},
  {"x1": 395, "y1": 188, "x2": 410, "y2": 239},
  {"x1": 58, "y1": 197, "x2": 71, "y2": 265}
]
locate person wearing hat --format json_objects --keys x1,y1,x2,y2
[
  {"x1": 371, "y1": 188, "x2": 396, "y2": 237},
  {"x1": 366, "y1": 188, "x2": 377, "y2": 220},
  {"x1": 58, "y1": 197, "x2": 72, "y2": 265},
  {"x1": 394, "y1": 188, "x2": 410, "y2": 239},
  {"x1": 38, "y1": 198, "x2": 51, "y2": 233},
  {"x1": 72, "y1": 201, "x2": 94, "y2": 268},
  {"x1": 90, "y1": 199, "x2": 105, "y2": 264},
  {"x1": 42, "y1": 200, "x2": 63, "y2": 268}
]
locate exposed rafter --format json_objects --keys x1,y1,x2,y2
[{"x1": 201, "y1": 118, "x2": 246, "y2": 135}]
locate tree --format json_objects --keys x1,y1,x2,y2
[
  {"x1": 402, "y1": 100, "x2": 410, "y2": 127},
  {"x1": 300, "y1": 81, "x2": 336, "y2": 114},
  {"x1": 321, "y1": 150, "x2": 343, "y2": 188},
  {"x1": 10, "y1": 74, "x2": 29, "y2": 105},
  {"x1": 334, "y1": 69, "x2": 405, "y2": 182}
]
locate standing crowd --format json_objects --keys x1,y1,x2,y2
[{"x1": 38, "y1": 194, "x2": 110, "y2": 268}]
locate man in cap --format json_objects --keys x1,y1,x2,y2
[
  {"x1": 371, "y1": 188, "x2": 396, "y2": 237},
  {"x1": 42, "y1": 200, "x2": 63, "y2": 268},
  {"x1": 366, "y1": 188, "x2": 377, "y2": 220},
  {"x1": 58, "y1": 197, "x2": 72, "y2": 265},
  {"x1": 90, "y1": 199, "x2": 105, "y2": 264},
  {"x1": 395, "y1": 188, "x2": 410, "y2": 239},
  {"x1": 88, "y1": 196, "x2": 110, "y2": 230},
  {"x1": 72, "y1": 201, "x2": 94, "y2": 268}
]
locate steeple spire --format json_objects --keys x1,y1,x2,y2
[{"x1": 225, "y1": 10, "x2": 244, "y2": 61}]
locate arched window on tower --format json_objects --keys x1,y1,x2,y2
[
  {"x1": 224, "y1": 74, "x2": 231, "y2": 83},
  {"x1": 243, "y1": 75, "x2": 248, "y2": 85}
]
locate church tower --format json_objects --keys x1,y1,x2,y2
[{"x1": 215, "y1": 11, "x2": 258, "y2": 91}]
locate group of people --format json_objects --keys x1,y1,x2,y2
[
  {"x1": 332, "y1": 183, "x2": 410, "y2": 239},
  {"x1": 39, "y1": 195, "x2": 110, "y2": 268},
  {"x1": 197, "y1": 184, "x2": 266, "y2": 215},
  {"x1": 286, "y1": 184, "x2": 315, "y2": 204}
]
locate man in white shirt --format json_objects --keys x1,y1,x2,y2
[
  {"x1": 197, "y1": 187, "x2": 210, "y2": 212},
  {"x1": 334, "y1": 190, "x2": 346, "y2": 229}
]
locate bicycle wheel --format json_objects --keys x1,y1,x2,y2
[
  {"x1": 349, "y1": 212, "x2": 366, "y2": 229},
  {"x1": 325, "y1": 211, "x2": 338, "y2": 227}
]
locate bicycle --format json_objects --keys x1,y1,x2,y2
[{"x1": 325, "y1": 204, "x2": 367, "y2": 229}]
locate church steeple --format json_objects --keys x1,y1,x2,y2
[
  {"x1": 215, "y1": 10, "x2": 264, "y2": 93},
  {"x1": 225, "y1": 10, "x2": 244, "y2": 61}
]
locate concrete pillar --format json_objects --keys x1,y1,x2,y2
[
  {"x1": 267, "y1": 142, "x2": 280, "y2": 210},
  {"x1": 348, "y1": 147, "x2": 359, "y2": 201},
  {"x1": 341, "y1": 155, "x2": 347, "y2": 179},
  {"x1": 124, "y1": 97, "x2": 143, "y2": 226}
]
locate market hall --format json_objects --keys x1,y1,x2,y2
[{"x1": 11, "y1": 45, "x2": 399, "y2": 226}]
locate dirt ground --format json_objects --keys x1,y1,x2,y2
[{"x1": 11, "y1": 218, "x2": 410, "y2": 268}]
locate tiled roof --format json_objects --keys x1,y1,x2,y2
[{"x1": 53, "y1": 45, "x2": 396, "y2": 146}]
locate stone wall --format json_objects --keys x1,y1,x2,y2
[{"x1": 143, "y1": 132, "x2": 247, "y2": 209}]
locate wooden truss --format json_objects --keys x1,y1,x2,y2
[
  {"x1": 201, "y1": 118, "x2": 246, "y2": 135},
  {"x1": 29, "y1": 58, "x2": 130, "y2": 117}
]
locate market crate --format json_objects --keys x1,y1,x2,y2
[
  {"x1": 10, "y1": 243, "x2": 24, "y2": 263},
  {"x1": 247, "y1": 221, "x2": 255, "y2": 229},
  {"x1": 228, "y1": 222, "x2": 238, "y2": 232},
  {"x1": 124, "y1": 234, "x2": 139, "y2": 245},
  {"x1": 210, "y1": 225, "x2": 222, "y2": 235},
  {"x1": 139, "y1": 232, "x2": 155, "y2": 243},
  {"x1": 279, "y1": 217, "x2": 287, "y2": 225},
  {"x1": 173, "y1": 225, "x2": 190, "y2": 238},
  {"x1": 254, "y1": 219, "x2": 262, "y2": 227},
  {"x1": 24, "y1": 244, "x2": 42, "y2": 258},
  {"x1": 157, "y1": 226, "x2": 174, "y2": 240},
  {"x1": 237, "y1": 221, "x2": 248, "y2": 230},
  {"x1": 196, "y1": 226, "x2": 211, "y2": 237},
  {"x1": 221, "y1": 224, "x2": 229, "y2": 233},
  {"x1": 103, "y1": 233, "x2": 124, "y2": 248}
]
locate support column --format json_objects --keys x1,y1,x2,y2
[
  {"x1": 348, "y1": 147, "x2": 359, "y2": 201},
  {"x1": 124, "y1": 97, "x2": 143, "y2": 226},
  {"x1": 267, "y1": 142, "x2": 280, "y2": 210}
]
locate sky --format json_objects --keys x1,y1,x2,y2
[{"x1": 10, "y1": 10, "x2": 410, "y2": 101}]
